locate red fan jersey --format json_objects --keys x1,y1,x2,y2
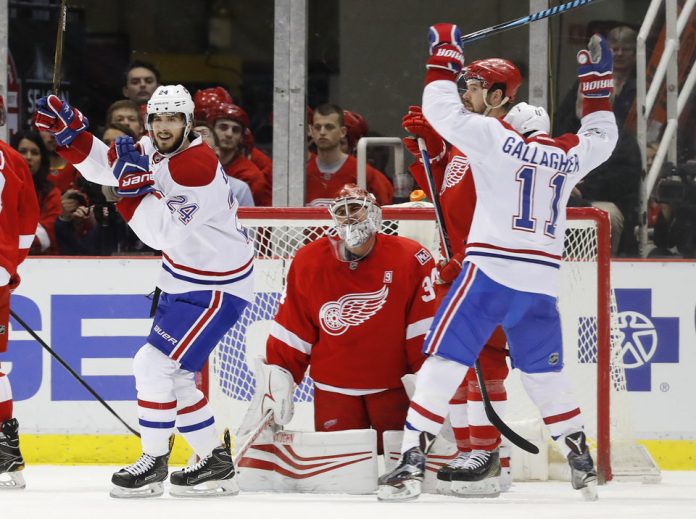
[
  {"x1": 222, "y1": 154, "x2": 271, "y2": 207},
  {"x1": 0, "y1": 141, "x2": 39, "y2": 285},
  {"x1": 266, "y1": 233, "x2": 437, "y2": 391},
  {"x1": 306, "y1": 154, "x2": 393, "y2": 207}
]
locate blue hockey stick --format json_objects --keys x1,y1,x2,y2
[{"x1": 460, "y1": 0, "x2": 602, "y2": 45}]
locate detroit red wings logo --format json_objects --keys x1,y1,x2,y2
[
  {"x1": 319, "y1": 285, "x2": 389, "y2": 336},
  {"x1": 440, "y1": 155, "x2": 470, "y2": 195}
]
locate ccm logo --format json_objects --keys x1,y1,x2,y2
[{"x1": 122, "y1": 173, "x2": 153, "y2": 186}]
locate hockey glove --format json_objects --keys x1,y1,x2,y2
[
  {"x1": 577, "y1": 34, "x2": 614, "y2": 98},
  {"x1": 402, "y1": 106, "x2": 446, "y2": 163},
  {"x1": 437, "y1": 251, "x2": 464, "y2": 285},
  {"x1": 111, "y1": 136, "x2": 154, "y2": 198},
  {"x1": 426, "y1": 23, "x2": 464, "y2": 83},
  {"x1": 33, "y1": 95, "x2": 89, "y2": 147}
]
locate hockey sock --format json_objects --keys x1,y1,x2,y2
[
  {"x1": 137, "y1": 395, "x2": 177, "y2": 456},
  {"x1": 176, "y1": 393, "x2": 217, "y2": 458},
  {"x1": 520, "y1": 371, "x2": 585, "y2": 457},
  {"x1": 0, "y1": 371, "x2": 12, "y2": 423},
  {"x1": 403, "y1": 355, "x2": 468, "y2": 453},
  {"x1": 468, "y1": 378, "x2": 506, "y2": 451},
  {"x1": 448, "y1": 383, "x2": 471, "y2": 452}
]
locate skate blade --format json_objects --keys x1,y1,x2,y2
[
  {"x1": 377, "y1": 480, "x2": 422, "y2": 502},
  {"x1": 450, "y1": 477, "x2": 501, "y2": 498},
  {"x1": 0, "y1": 471, "x2": 26, "y2": 490},
  {"x1": 169, "y1": 478, "x2": 240, "y2": 498},
  {"x1": 435, "y1": 478, "x2": 451, "y2": 495},
  {"x1": 580, "y1": 481, "x2": 598, "y2": 501},
  {"x1": 499, "y1": 470, "x2": 512, "y2": 493},
  {"x1": 110, "y1": 482, "x2": 164, "y2": 499}
]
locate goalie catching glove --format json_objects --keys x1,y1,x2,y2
[
  {"x1": 33, "y1": 95, "x2": 89, "y2": 147},
  {"x1": 236, "y1": 358, "x2": 295, "y2": 440},
  {"x1": 109, "y1": 136, "x2": 155, "y2": 198}
]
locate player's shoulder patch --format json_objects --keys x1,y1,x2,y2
[
  {"x1": 168, "y1": 143, "x2": 218, "y2": 187},
  {"x1": 414, "y1": 247, "x2": 433, "y2": 266}
]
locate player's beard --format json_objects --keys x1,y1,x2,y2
[{"x1": 153, "y1": 128, "x2": 185, "y2": 154}]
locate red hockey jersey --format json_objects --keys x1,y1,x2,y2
[
  {"x1": 266, "y1": 233, "x2": 437, "y2": 390},
  {"x1": 0, "y1": 141, "x2": 40, "y2": 284}
]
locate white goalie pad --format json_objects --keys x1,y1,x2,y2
[
  {"x1": 237, "y1": 358, "x2": 295, "y2": 439},
  {"x1": 382, "y1": 430, "x2": 458, "y2": 494},
  {"x1": 237, "y1": 429, "x2": 378, "y2": 494}
]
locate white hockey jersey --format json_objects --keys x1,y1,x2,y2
[
  {"x1": 59, "y1": 133, "x2": 254, "y2": 301},
  {"x1": 423, "y1": 80, "x2": 618, "y2": 297}
]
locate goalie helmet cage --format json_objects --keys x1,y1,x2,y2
[{"x1": 202, "y1": 206, "x2": 659, "y2": 484}]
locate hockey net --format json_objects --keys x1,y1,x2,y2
[{"x1": 205, "y1": 206, "x2": 659, "y2": 483}]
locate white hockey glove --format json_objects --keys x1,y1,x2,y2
[{"x1": 237, "y1": 358, "x2": 295, "y2": 439}]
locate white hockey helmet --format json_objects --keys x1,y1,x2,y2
[
  {"x1": 503, "y1": 102, "x2": 550, "y2": 138},
  {"x1": 329, "y1": 184, "x2": 382, "y2": 249},
  {"x1": 146, "y1": 84, "x2": 195, "y2": 154}
]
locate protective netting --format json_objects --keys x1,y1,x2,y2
[{"x1": 207, "y1": 207, "x2": 657, "y2": 481}]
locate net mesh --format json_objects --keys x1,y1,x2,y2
[{"x1": 207, "y1": 207, "x2": 656, "y2": 480}]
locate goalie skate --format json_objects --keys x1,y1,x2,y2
[
  {"x1": 110, "y1": 435, "x2": 173, "y2": 498},
  {"x1": 565, "y1": 431, "x2": 598, "y2": 501},
  {"x1": 377, "y1": 432, "x2": 435, "y2": 502},
  {"x1": 449, "y1": 449, "x2": 501, "y2": 498},
  {"x1": 169, "y1": 429, "x2": 238, "y2": 498},
  {"x1": 0, "y1": 419, "x2": 26, "y2": 490}
]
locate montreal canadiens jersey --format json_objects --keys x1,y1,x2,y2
[
  {"x1": 423, "y1": 80, "x2": 618, "y2": 297},
  {"x1": 266, "y1": 233, "x2": 437, "y2": 391},
  {"x1": 59, "y1": 133, "x2": 254, "y2": 301},
  {"x1": 0, "y1": 141, "x2": 40, "y2": 285}
]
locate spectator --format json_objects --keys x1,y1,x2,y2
[
  {"x1": 306, "y1": 104, "x2": 393, "y2": 206},
  {"x1": 106, "y1": 100, "x2": 144, "y2": 138},
  {"x1": 555, "y1": 24, "x2": 637, "y2": 133},
  {"x1": 341, "y1": 110, "x2": 369, "y2": 155},
  {"x1": 54, "y1": 189, "x2": 97, "y2": 255},
  {"x1": 208, "y1": 103, "x2": 271, "y2": 206},
  {"x1": 11, "y1": 131, "x2": 61, "y2": 254},
  {"x1": 192, "y1": 121, "x2": 254, "y2": 207},
  {"x1": 102, "y1": 122, "x2": 134, "y2": 146},
  {"x1": 122, "y1": 60, "x2": 160, "y2": 106},
  {"x1": 39, "y1": 130, "x2": 79, "y2": 193},
  {"x1": 568, "y1": 87, "x2": 642, "y2": 256},
  {"x1": 193, "y1": 86, "x2": 234, "y2": 123},
  {"x1": 243, "y1": 128, "x2": 273, "y2": 204}
]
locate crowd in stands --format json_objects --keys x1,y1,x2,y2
[{"x1": 10, "y1": 21, "x2": 695, "y2": 258}]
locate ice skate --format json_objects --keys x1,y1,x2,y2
[
  {"x1": 110, "y1": 435, "x2": 173, "y2": 498},
  {"x1": 449, "y1": 448, "x2": 501, "y2": 498},
  {"x1": 0, "y1": 418, "x2": 26, "y2": 490},
  {"x1": 169, "y1": 429, "x2": 238, "y2": 497},
  {"x1": 377, "y1": 432, "x2": 435, "y2": 502},
  {"x1": 565, "y1": 431, "x2": 598, "y2": 501},
  {"x1": 435, "y1": 451, "x2": 470, "y2": 494}
]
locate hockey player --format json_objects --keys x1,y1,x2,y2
[
  {"x1": 34, "y1": 85, "x2": 255, "y2": 498},
  {"x1": 0, "y1": 94, "x2": 40, "y2": 489},
  {"x1": 257, "y1": 184, "x2": 436, "y2": 454},
  {"x1": 377, "y1": 26, "x2": 617, "y2": 502},
  {"x1": 403, "y1": 95, "x2": 551, "y2": 497}
]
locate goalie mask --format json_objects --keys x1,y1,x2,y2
[
  {"x1": 329, "y1": 184, "x2": 382, "y2": 249},
  {"x1": 146, "y1": 84, "x2": 195, "y2": 156}
]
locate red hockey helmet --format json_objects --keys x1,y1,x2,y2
[
  {"x1": 343, "y1": 110, "x2": 369, "y2": 150},
  {"x1": 461, "y1": 58, "x2": 522, "y2": 102},
  {"x1": 194, "y1": 87, "x2": 234, "y2": 122},
  {"x1": 207, "y1": 102, "x2": 250, "y2": 129}
]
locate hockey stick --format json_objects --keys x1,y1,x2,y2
[
  {"x1": 233, "y1": 409, "x2": 274, "y2": 466},
  {"x1": 9, "y1": 309, "x2": 141, "y2": 438},
  {"x1": 460, "y1": 0, "x2": 603, "y2": 45},
  {"x1": 51, "y1": 0, "x2": 68, "y2": 94},
  {"x1": 417, "y1": 139, "x2": 539, "y2": 455}
]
